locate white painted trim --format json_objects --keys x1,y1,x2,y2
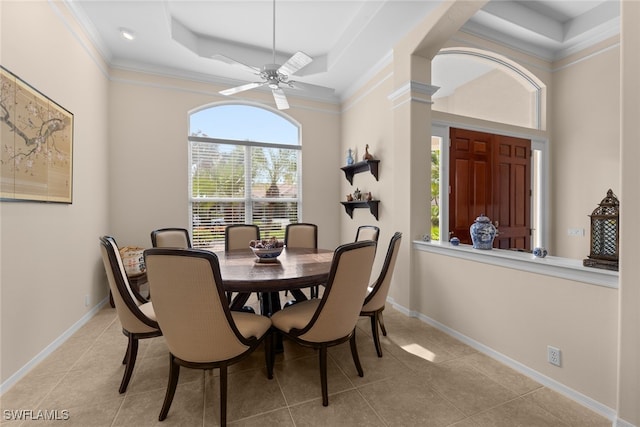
[
  {"x1": 385, "y1": 297, "x2": 619, "y2": 425},
  {"x1": 51, "y1": 0, "x2": 110, "y2": 80},
  {"x1": 0, "y1": 299, "x2": 109, "y2": 395},
  {"x1": 413, "y1": 240, "x2": 618, "y2": 289},
  {"x1": 388, "y1": 81, "x2": 440, "y2": 102}
]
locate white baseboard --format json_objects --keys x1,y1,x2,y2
[
  {"x1": 0, "y1": 298, "x2": 109, "y2": 395},
  {"x1": 387, "y1": 299, "x2": 625, "y2": 426}
]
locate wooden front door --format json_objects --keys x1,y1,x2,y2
[{"x1": 449, "y1": 128, "x2": 531, "y2": 249}]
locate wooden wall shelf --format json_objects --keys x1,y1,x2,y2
[
  {"x1": 340, "y1": 159, "x2": 379, "y2": 185},
  {"x1": 340, "y1": 200, "x2": 379, "y2": 220}
]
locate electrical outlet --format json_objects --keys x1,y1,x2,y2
[
  {"x1": 567, "y1": 228, "x2": 584, "y2": 237},
  {"x1": 84, "y1": 295, "x2": 90, "y2": 307},
  {"x1": 547, "y1": 345, "x2": 561, "y2": 367}
]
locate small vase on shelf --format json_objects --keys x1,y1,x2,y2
[{"x1": 346, "y1": 148, "x2": 354, "y2": 165}]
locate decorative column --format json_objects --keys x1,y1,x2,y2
[{"x1": 386, "y1": 1, "x2": 485, "y2": 313}]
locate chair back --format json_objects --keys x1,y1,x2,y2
[
  {"x1": 144, "y1": 248, "x2": 254, "y2": 361},
  {"x1": 99, "y1": 236, "x2": 158, "y2": 333},
  {"x1": 363, "y1": 232, "x2": 402, "y2": 312},
  {"x1": 355, "y1": 225, "x2": 380, "y2": 243},
  {"x1": 296, "y1": 241, "x2": 376, "y2": 342},
  {"x1": 225, "y1": 224, "x2": 260, "y2": 251},
  {"x1": 151, "y1": 228, "x2": 191, "y2": 248},
  {"x1": 284, "y1": 223, "x2": 318, "y2": 249}
]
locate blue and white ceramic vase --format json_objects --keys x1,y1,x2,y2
[
  {"x1": 470, "y1": 214, "x2": 497, "y2": 250},
  {"x1": 346, "y1": 148, "x2": 354, "y2": 165}
]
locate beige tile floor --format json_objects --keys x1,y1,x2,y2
[{"x1": 1, "y1": 295, "x2": 611, "y2": 427}]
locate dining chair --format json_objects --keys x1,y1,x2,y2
[
  {"x1": 270, "y1": 240, "x2": 377, "y2": 406},
  {"x1": 143, "y1": 248, "x2": 273, "y2": 426},
  {"x1": 284, "y1": 223, "x2": 319, "y2": 299},
  {"x1": 99, "y1": 236, "x2": 161, "y2": 394},
  {"x1": 360, "y1": 232, "x2": 402, "y2": 357},
  {"x1": 225, "y1": 224, "x2": 260, "y2": 251},
  {"x1": 224, "y1": 224, "x2": 261, "y2": 306},
  {"x1": 355, "y1": 225, "x2": 380, "y2": 243},
  {"x1": 284, "y1": 223, "x2": 318, "y2": 248},
  {"x1": 150, "y1": 227, "x2": 191, "y2": 248}
]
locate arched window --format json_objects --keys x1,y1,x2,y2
[
  {"x1": 432, "y1": 48, "x2": 544, "y2": 130},
  {"x1": 189, "y1": 103, "x2": 301, "y2": 249}
]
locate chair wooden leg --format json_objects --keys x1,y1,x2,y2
[
  {"x1": 349, "y1": 331, "x2": 364, "y2": 377},
  {"x1": 371, "y1": 313, "x2": 383, "y2": 357},
  {"x1": 319, "y1": 345, "x2": 329, "y2": 406},
  {"x1": 119, "y1": 335, "x2": 138, "y2": 393},
  {"x1": 290, "y1": 289, "x2": 308, "y2": 302},
  {"x1": 220, "y1": 364, "x2": 228, "y2": 427},
  {"x1": 159, "y1": 354, "x2": 180, "y2": 421},
  {"x1": 378, "y1": 310, "x2": 387, "y2": 336}
]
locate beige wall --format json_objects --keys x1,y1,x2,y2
[
  {"x1": 415, "y1": 250, "x2": 618, "y2": 408},
  {"x1": 434, "y1": 68, "x2": 538, "y2": 129},
  {"x1": 108, "y1": 70, "x2": 342, "y2": 250},
  {"x1": 550, "y1": 38, "x2": 621, "y2": 259},
  {"x1": 1, "y1": 1, "x2": 110, "y2": 383}
]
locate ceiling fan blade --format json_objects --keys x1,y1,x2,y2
[
  {"x1": 219, "y1": 82, "x2": 265, "y2": 96},
  {"x1": 286, "y1": 80, "x2": 335, "y2": 96},
  {"x1": 272, "y1": 88, "x2": 289, "y2": 110},
  {"x1": 211, "y1": 54, "x2": 261, "y2": 75},
  {"x1": 278, "y1": 51, "x2": 313, "y2": 76}
]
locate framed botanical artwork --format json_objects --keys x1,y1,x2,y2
[{"x1": 1, "y1": 66, "x2": 74, "y2": 203}]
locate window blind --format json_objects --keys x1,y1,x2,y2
[{"x1": 190, "y1": 139, "x2": 300, "y2": 249}]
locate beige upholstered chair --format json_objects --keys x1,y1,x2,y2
[
  {"x1": 143, "y1": 248, "x2": 273, "y2": 426},
  {"x1": 355, "y1": 225, "x2": 380, "y2": 243},
  {"x1": 284, "y1": 223, "x2": 318, "y2": 249},
  {"x1": 360, "y1": 232, "x2": 402, "y2": 357},
  {"x1": 271, "y1": 240, "x2": 377, "y2": 406},
  {"x1": 99, "y1": 236, "x2": 161, "y2": 394},
  {"x1": 224, "y1": 224, "x2": 261, "y2": 307},
  {"x1": 150, "y1": 228, "x2": 191, "y2": 248},
  {"x1": 225, "y1": 224, "x2": 260, "y2": 251},
  {"x1": 284, "y1": 223, "x2": 319, "y2": 299}
]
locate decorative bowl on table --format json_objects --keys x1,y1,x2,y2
[{"x1": 249, "y1": 238, "x2": 284, "y2": 262}]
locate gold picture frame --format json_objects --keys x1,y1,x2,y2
[{"x1": 1, "y1": 66, "x2": 74, "y2": 203}]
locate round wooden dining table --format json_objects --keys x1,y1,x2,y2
[{"x1": 211, "y1": 247, "x2": 335, "y2": 315}]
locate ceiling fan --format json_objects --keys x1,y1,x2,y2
[{"x1": 215, "y1": 0, "x2": 333, "y2": 110}]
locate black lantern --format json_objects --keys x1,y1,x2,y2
[{"x1": 583, "y1": 189, "x2": 619, "y2": 271}]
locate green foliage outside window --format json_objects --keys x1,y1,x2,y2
[{"x1": 431, "y1": 150, "x2": 440, "y2": 240}]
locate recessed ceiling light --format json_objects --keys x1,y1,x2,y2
[{"x1": 119, "y1": 28, "x2": 135, "y2": 41}]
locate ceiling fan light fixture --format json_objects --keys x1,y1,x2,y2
[{"x1": 215, "y1": 0, "x2": 328, "y2": 110}]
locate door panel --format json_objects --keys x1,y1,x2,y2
[
  {"x1": 493, "y1": 134, "x2": 531, "y2": 250},
  {"x1": 449, "y1": 129, "x2": 493, "y2": 243}
]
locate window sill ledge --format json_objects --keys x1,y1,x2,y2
[{"x1": 412, "y1": 240, "x2": 618, "y2": 289}]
